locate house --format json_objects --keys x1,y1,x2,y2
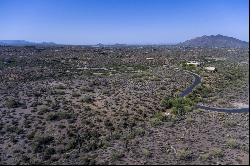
[
  {"x1": 186, "y1": 61, "x2": 200, "y2": 67},
  {"x1": 205, "y1": 66, "x2": 216, "y2": 72}
]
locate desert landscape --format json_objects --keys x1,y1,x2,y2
[{"x1": 0, "y1": 40, "x2": 249, "y2": 164}]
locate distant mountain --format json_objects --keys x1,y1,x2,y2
[
  {"x1": 0, "y1": 40, "x2": 58, "y2": 46},
  {"x1": 179, "y1": 34, "x2": 249, "y2": 48}
]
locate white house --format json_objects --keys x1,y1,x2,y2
[
  {"x1": 186, "y1": 61, "x2": 200, "y2": 67},
  {"x1": 205, "y1": 66, "x2": 216, "y2": 71}
]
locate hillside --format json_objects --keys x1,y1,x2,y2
[{"x1": 179, "y1": 34, "x2": 249, "y2": 48}]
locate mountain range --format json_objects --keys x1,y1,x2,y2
[
  {"x1": 0, "y1": 40, "x2": 57, "y2": 46},
  {"x1": 0, "y1": 35, "x2": 249, "y2": 48}
]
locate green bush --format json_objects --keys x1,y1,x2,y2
[
  {"x1": 142, "y1": 148, "x2": 152, "y2": 158},
  {"x1": 210, "y1": 148, "x2": 224, "y2": 158},
  {"x1": 162, "y1": 97, "x2": 194, "y2": 116},
  {"x1": 150, "y1": 117, "x2": 162, "y2": 126},
  {"x1": 226, "y1": 139, "x2": 239, "y2": 149},
  {"x1": 160, "y1": 97, "x2": 173, "y2": 109}
]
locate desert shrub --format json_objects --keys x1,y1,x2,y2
[
  {"x1": 150, "y1": 117, "x2": 162, "y2": 126},
  {"x1": 81, "y1": 86, "x2": 94, "y2": 92},
  {"x1": 31, "y1": 101, "x2": 42, "y2": 107},
  {"x1": 52, "y1": 90, "x2": 65, "y2": 95},
  {"x1": 72, "y1": 91, "x2": 81, "y2": 97},
  {"x1": 29, "y1": 158, "x2": 42, "y2": 165},
  {"x1": 150, "y1": 112, "x2": 169, "y2": 126},
  {"x1": 21, "y1": 155, "x2": 30, "y2": 163},
  {"x1": 226, "y1": 139, "x2": 239, "y2": 149},
  {"x1": 80, "y1": 95, "x2": 94, "y2": 103},
  {"x1": 209, "y1": 148, "x2": 224, "y2": 158},
  {"x1": 83, "y1": 139, "x2": 100, "y2": 152},
  {"x1": 47, "y1": 113, "x2": 60, "y2": 121},
  {"x1": 37, "y1": 105, "x2": 49, "y2": 115},
  {"x1": 80, "y1": 155, "x2": 97, "y2": 165},
  {"x1": 47, "y1": 112, "x2": 74, "y2": 121},
  {"x1": 84, "y1": 106, "x2": 92, "y2": 111},
  {"x1": 51, "y1": 102, "x2": 60, "y2": 110},
  {"x1": 142, "y1": 148, "x2": 152, "y2": 158},
  {"x1": 134, "y1": 127, "x2": 145, "y2": 136},
  {"x1": 33, "y1": 135, "x2": 54, "y2": 153},
  {"x1": 56, "y1": 84, "x2": 66, "y2": 89},
  {"x1": 199, "y1": 153, "x2": 210, "y2": 161},
  {"x1": 193, "y1": 109, "x2": 203, "y2": 114},
  {"x1": 99, "y1": 136, "x2": 111, "y2": 149},
  {"x1": 111, "y1": 150, "x2": 124, "y2": 161},
  {"x1": 58, "y1": 124, "x2": 66, "y2": 129},
  {"x1": 110, "y1": 131, "x2": 122, "y2": 140},
  {"x1": 5, "y1": 98, "x2": 21, "y2": 108},
  {"x1": 27, "y1": 131, "x2": 36, "y2": 140},
  {"x1": 10, "y1": 135, "x2": 18, "y2": 143},
  {"x1": 185, "y1": 115, "x2": 195, "y2": 124},
  {"x1": 6, "y1": 126, "x2": 24, "y2": 134},
  {"x1": 35, "y1": 135, "x2": 54, "y2": 145},
  {"x1": 241, "y1": 144, "x2": 249, "y2": 152},
  {"x1": 65, "y1": 138, "x2": 77, "y2": 150},
  {"x1": 177, "y1": 148, "x2": 192, "y2": 160},
  {"x1": 223, "y1": 120, "x2": 237, "y2": 128},
  {"x1": 33, "y1": 91, "x2": 42, "y2": 97},
  {"x1": 44, "y1": 147, "x2": 56, "y2": 156},
  {"x1": 102, "y1": 89, "x2": 110, "y2": 95},
  {"x1": 192, "y1": 84, "x2": 213, "y2": 99},
  {"x1": 160, "y1": 97, "x2": 173, "y2": 109},
  {"x1": 161, "y1": 97, "x2": 194, "y2": 116}
]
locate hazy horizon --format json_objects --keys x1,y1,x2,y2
[{"x1": 0, "y1": 0, "x2": 249, "y2": 45}]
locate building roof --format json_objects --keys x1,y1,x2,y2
[
  {"x1": 205, "y1": 66, "x2": 216, "y2": 71},
  {"x1": 186, "y1": 61, "x2": 200, "y2": 65}
]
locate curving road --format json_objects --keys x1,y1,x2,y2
[
  {"x1": 179, "y1": 71, "x2": 202, "y2": 97},
  {"x1": 180, "y1": 70, "x2": 249, "y2": 113}
]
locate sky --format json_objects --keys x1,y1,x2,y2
[{"x1": 0, "y1": 0, "x2": 249, "y2": 45}]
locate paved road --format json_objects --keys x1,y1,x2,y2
[
  {"x1": 179, "y1": 70, "x2": 201, "y2": 97},
  {"x1": 180, "y1": 70, "x2": 249, "y2": 113}
]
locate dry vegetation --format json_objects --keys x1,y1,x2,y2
[{"x1": 0, "y1": 46, "x2": 248, "y2": 165}]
